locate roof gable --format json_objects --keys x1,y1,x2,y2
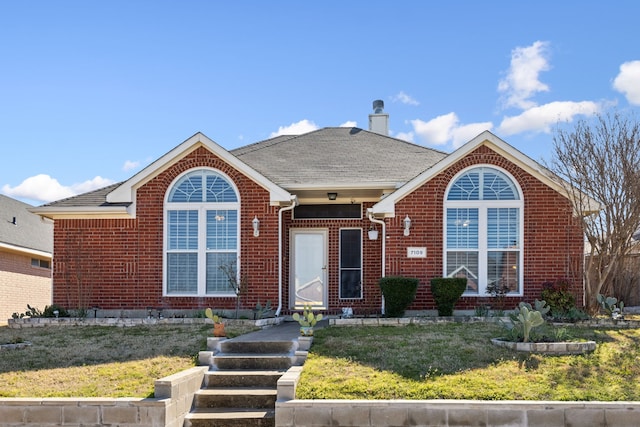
[
  {"x1": 106, "y1": 132, "x2": 292, "y2": 208},
  {"x1": 371, "y1": 130, "x2": 584, "y2": 216}
]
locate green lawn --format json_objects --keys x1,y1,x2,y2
[
  {"x1": 2, "y1": 320, "x2": 639, "y2": 401},
  {"x1": 297, "y1": 322, "x2": 640, "y2": 401}
]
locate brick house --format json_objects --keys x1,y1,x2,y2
[
  {"x1": 0, "y1": 194, "x2": 52, "y2": 321},
  {"x1": 32, "y1": 102, "x2": 584, "y2": 317}
]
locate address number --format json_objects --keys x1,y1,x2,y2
[{"x1": 407, "y1": 247, "x2": 427, "y2": 258}]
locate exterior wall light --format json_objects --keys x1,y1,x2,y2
[
  {"x1": 327, "y1": 192, "x2": 338, "y2": 200},
  {"x1": 403, "y1": 215, "x2": 411, "y2": 236},
  {"x1": 252, "y1": 216, "x2": 260, "y2": 237}
]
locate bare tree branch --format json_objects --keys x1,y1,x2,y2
[{"x1": 547, "y1": 111, "x2": 640, "y2": 312}]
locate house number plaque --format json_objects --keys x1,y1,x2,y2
[{"x1": 407, "y1": 247, "x2": 427, "y2": 258}]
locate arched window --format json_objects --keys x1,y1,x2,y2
[
  {"x1": 444, "y1": 166, "x2": 523, "y2": 296},
  {"x1": 164, "y1": 169, "x2": 239, "y2": 296}
]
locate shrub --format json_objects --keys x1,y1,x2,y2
[
  {"x1": 430, "y1": 278, "x2": 467, "y2": 316},
  {"x1": 378, "y1": 276, "x2": 419, "y2": 317},
  {"x1": 541, "y1": 278, "x2": 576, "y2": 318}
]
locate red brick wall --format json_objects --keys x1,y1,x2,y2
[
  {"x1": 385, "y1": 145, "x2": 584, "y2": 311},
  {"x1": 52, "y1": 147, "x2": 281, "y2": 311},
  {"x1": 51, "y1": 144, "x2": 584, "y2": 313}
]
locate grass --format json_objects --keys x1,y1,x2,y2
[
  {"x1": 297, "y1": 322, "x2": 640, "y2": 401},
  {"x1": 2, "y1": 320, "x2": 640, "y2": 401},
  {"x1": 0, "y1": 322, "x2": 258, "y2": 398}
]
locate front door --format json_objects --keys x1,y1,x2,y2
[{"x1": 290, "y1": 229, "x2": 328, "y2": 309}]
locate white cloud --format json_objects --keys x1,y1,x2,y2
[
  {"x1": 394, "y1": 131, "x2": 415, "y2": 143},
  {"x1": 451, "y1": 122, "x2": 494, "y2": 149},
  {"x1": 498, "y1": 41, "x2": 551, "y2": 110},
  {"x1": 2, "y1": 174, "x2": 115, "y2": 203},
  {"x1": 269, "y1": 119, "x2": 319, "y2": 137},
  {"x1": 392, "y1": 91, "x2": 420, "y2": 106},
  {"x1": 613, "y1": 60, "x2": 640, "y2": 105},
  {"x1": 410, "y1": 112, "x2": 460, "y2": 145},
  {"x1": 497, "y1": 101, "x2": 601, "y2": 135},
  {"x1": 123, "y1": 160, "x2": 140, "y2": 171},
  {"x1": 339, "y1": 120, "x2": 357, "y2": 127}
]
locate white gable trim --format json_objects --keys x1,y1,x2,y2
[
  {"x1": 106, "y1": 132, "x2": 292, "y2": 207},
  {"x1": 371, "y1": 130, "x2": 594, "y2": 217}
]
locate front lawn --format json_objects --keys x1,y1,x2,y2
[{"x1": 297, "y1": 322, "x2": 640, "y2": 401}]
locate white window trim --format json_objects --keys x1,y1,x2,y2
[
  {"x1": 162, "y1": 167, "x2": 241, "y2": 297},
  {"x1": 442, "y1": 165, "x2": 524, "y2": 297}
]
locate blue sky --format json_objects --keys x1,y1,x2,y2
[{"x1": 2, "y1": 1, "x2": 640, "y2": 206}]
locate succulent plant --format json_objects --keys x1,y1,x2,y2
[
  {"x1": 205, "y1": 308, "x2": 223, "y2": 324},
  {"x1": 292, "y1": 305, "x2": 323, "y2": 327}
]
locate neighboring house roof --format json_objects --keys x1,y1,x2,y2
[{"x1": 0, "y1": 194, "x2": 52, "y2": 257}]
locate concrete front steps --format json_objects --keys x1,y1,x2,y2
[{"x1": 185, "y1": 339, "x2": 297, "y2": 427}]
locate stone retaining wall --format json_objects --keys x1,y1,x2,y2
[
  {"x1": 0, "y1": 366, "x2": 207, "y2": 427},
  {"x1": 275, "y1": 399, "x2": 640, "y2": 427}
]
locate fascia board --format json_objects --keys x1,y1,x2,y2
[
  {"x1": 107, "y1": 132, "x2": 292, "y2": 206},
  {"x1": 0, "y1": 242, "x2": 52, "y2": 258},
  {"x1": 29, "y1": 206, "x2": 132, "y2": 220}
]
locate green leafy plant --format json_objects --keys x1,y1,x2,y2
[
  {"x1": 378, "y1": 276, "x2": 420, "y2": 317},
  {"x1": 541, "y1": 278, "x2": 577, "y2": 319},
  {"x1": 486, "y1": 280, "x2": 511, "y2": 312},
  {"x1": 292, "y1": 305, "x2": 323, "y2": 327},
  {"x1": 430, "y1": 278, "x2": 467, "y2": 317},
  {"x1": 597, "y1": 293, "x2": 624, "y2": 319}
]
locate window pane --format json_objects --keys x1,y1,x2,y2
[
  {"x1": 169, "y1": 174, "x2": 203, "y2": 202},
  {"x1": 446, "y1": 208, "x2": 478, "y2": 249},
  {"x1": 169, "y1": 170, "x2": 238, "y2": 203},
  {"x1": 340, "y1": 270, "x2": 362, "y2": 299},
  {"x1": 487, "y1": 251, "x2": 519, "y2": 293},
  {"x1": 340, "y1": 229, "x2": 362, "y2": 299},
  {"x1": 206, "y1": 210, "x2": 238, "y2": 250},
  {"x1": 483, "y1": 170, "x2": 518, "y2": 200},
  {"x1": 340, "y1": 229, "x2": 361, "y2": 268},
  {"x1": 446, "y1": 251, "x2": 479, "y2": 293},
  {"x1": 206, "y1": 252, "x2": 237, "y2": 293},
  {"x1": 167, "y1": 253, "x2": 197, "y2": 294},
  {"x1": 447, "y1": 170, "x2": 480, "y2": 200},
  {"x1": 167, "y1": 210, "x2": 198, "y2": 250},
  {"x1": 206, "y1": 174, "x2": 238, "y2": 202},
  {"x1": 488, "y1": 208, "x2": 519, "y2": 249}
]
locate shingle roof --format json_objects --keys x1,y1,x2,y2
[
  {"x1": 232, "y1": 127, "x2": 447, "y2": 186},
  {"x1": 37, "y1": 127, "x2": 448, "y2": 211},
  {"x1": 0, "y1": 194, "x2": 52, "y2": 254},
  {"x1": 37, "y1": 182, "x2": 126, "y2": 209}
]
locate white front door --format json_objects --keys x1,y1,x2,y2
[{"x1": 290, "y1": 229, "x2": 328, "y2": 309}]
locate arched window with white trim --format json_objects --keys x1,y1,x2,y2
[
  {"x1": 164, "y1": 168, "x2": 240, "y2": 296},
  {"x1": 444, "y1": 166, "x2": 523, "y2": 295}
]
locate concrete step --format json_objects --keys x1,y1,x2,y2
[
  {"x1": 220, "y1": 340, "x2": 294, "y2": 354},
  {"x1": 194, "y1": 388, "x2": 277, "y2": 409},
  {"x1": 213, "y1": 354, "x2": 293, "y2": 370},
  {"x1": 205, "y1": 370, "x2": 285, "y2": 388},
  {"x1": 184, "y1": 408, "x2": 275, "y2": 427}
]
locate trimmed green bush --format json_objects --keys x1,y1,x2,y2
[
  {"x1": 378, "y1": 276, "x2": 419, "y2": 317},
  {"x1": 430, "y1": 277, "x2": 467, "y2": 316}
]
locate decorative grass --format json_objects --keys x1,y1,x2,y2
[
  {"x1": 0, "y1": 322, "x2": 258, "y2": 398},
  {"x1": 298, "y1": 322, "x2": 640, "y2": 401}
]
